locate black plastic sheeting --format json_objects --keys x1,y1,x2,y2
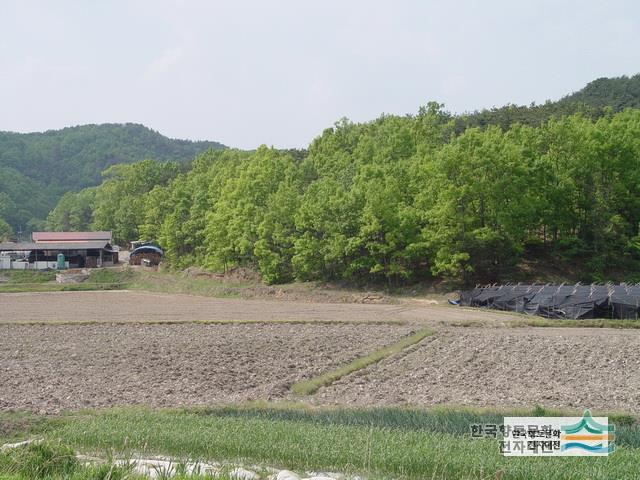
[{"x1": 460, "y1": 284, "x2": 640, "y2": 320}]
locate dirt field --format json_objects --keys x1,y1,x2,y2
[
  {"x1": 315, "y1": 327, "x2": 640, "y2": 412},
  {"x1": 0, "y1": 290, "x2": 519, "y2": 325},
  {"x1": 2, "y1": 291, "x2": 640, "y2": 413},
  {"x1": 0, "y1": 322, "x2": 417, "y2": 413}
]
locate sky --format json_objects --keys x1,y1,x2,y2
[{"x1": 1, "y1": 1, "x2": 639, "y2": 149}]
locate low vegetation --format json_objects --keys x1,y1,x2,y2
[
  {"x1": 1, "y1": 406, "x2": 639, "y2": 479},
  {"x1": 0, "y1": 271, "x2": 56, "y2": 284},
  {"x1": 127, "y1": 269, "x2": 249, "y2": 298},
  {"x1": 442, "y1": 312, "x2": 640, "y2": 329},
  {"x1": 291, "y1": 328, "x2": 434, "y2": 395},
  {"x1": 506, "y1": 317, "x2": 640, "y2": 329},
  {"x1": 0, "y1": 267, "x2": 395, "y2": 303},
  {"x1": 0, "y1": 269, "x2": 133, "y2": 293},
  {"x1": 0, "y1": 442, "x2": 239, "y2": 479},
  {"x1": 0, "y1": 443, "x2": 78, "y2": 479}
]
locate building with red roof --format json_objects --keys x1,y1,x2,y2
[{"x1": 31, "y1": 231, "x2": 112, "y2": 243}]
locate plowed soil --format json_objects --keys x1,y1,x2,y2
[
  {"x1": 0, "y1": 322, "x2": 417, "y2": 413},
  {"x1": 314, "y1": 327, "x2": 640, "y2": 413},
  {"x1": 2, "y1": 291, "x2": 639, "y2": 413}
]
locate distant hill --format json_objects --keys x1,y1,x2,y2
[
  {"x1": 455, "y1": 73, "x2": 640, "y2": 132},
  {"x1": 0, "y1": 123, "x2": 225, "y2": 230},
  {"x1": 559, "y1": 74, "x2": 640, "y2": 109}
]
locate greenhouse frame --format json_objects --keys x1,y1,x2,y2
[{"x1": 460, "y1": 283, "x2": 640, "y2": 320}]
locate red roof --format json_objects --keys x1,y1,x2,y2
[{"x1": 32, "y1": 231, "x2": 112, "y2": 242}]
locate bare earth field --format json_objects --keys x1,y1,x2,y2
[
  {"x1": 2, "y1": 291, "x2": 640, "y2": 413},
  {"x1": 0, "y1": 322, "x2": 417, "y2": 413},
  {"x1": 315, "y1": 327, "x2": 640, "y2": 412}
]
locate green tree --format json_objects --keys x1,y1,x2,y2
[
  {"x1": 0, "y1": 218, "x2": 13, "y2": 241},
  {"x1": 92, "y1": 160, "x2": 180, "y2": 244},
  {"x1": 45, "y1": 189, "x2": 96, "y2": 231}
]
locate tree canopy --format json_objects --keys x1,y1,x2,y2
[
  {"x1": 48, "y1": 105, "x2": 640, "y2": 285},
  {"x1": 38, "y1": 73, "x2": 640, "y2": 284},
  {"x1": 455, "y1": 73, "x2": 640, "y2": 132}
]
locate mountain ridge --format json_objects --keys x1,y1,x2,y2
[{"x1": 0, "y1": 123, "x2": 225, "y2": 230}]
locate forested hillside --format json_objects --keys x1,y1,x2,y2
[
  {"x1": 48, "y1": 104, "x2": 640, "y2": 285},
  {"x1": 31, "y1": 74, "x2": 640, "y2": 284},
  {"x1": 0, "y1": 123, "x2": 224, "y2": 232},
  {"x1": 560, "y1": 74, "x2": 640, "y2": 109},
  {"x1": 455, "y1": 73, "x2": 640, "y2": 131}
]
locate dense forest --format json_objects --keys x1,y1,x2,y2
[
  {"x1": 47, "y1": 107, "x2": 640, "y2": 285},
  {"x1": 455, "y1": 74, "x2": 640, "y2": 131},
  {"x1": 0, "y1": 123, "x2": 224, "y2": 233},
  {"x1": 17, "y1": 74, "x2": 640, "y2": 284}
]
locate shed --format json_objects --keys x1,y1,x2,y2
[
  {"x1": 0, "y1": 241, "x2": 118, "y2": 269},
  {"x1": 32, "y1": 231, "x2": 113, "y2": 243}
]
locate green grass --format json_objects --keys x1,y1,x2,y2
[
  {"x1": 506, "y1": 317, "x2": 640, "y2": 329},
  {"x1": 86, "y1": 269, "x2": 134, "y2": 284},
  {"x1": 445, "y1": 309, "x2": 640, "y2": 330},
  {"x1": 0, "y1": 270, "x2": 56, "y2": 284},
  {"x1": 0, "y1": 268, "x2": 256, "y2": 297},
  {"x1": 0, "y1": 269, "x2": 133, "y2": 293},
  {"x1": 0, "y1": 443, "x2": 77, "y2": 479},
  {"x1": 3, "y1": 406, "x2": 640, "y2": 480},
  {"x1": 0, "y1": 442, "x2": 238, "y2": 479},
  {"x1": 0, "y1": 412, "x2": 49, "y2": 442},
  {"x1": 200, "y1": 403, "x2": 638, "y2": 436},
  {"x1": 127, "y1": 270, "x2": 251, "y2": 298},
  {"x1": 291, "y1": 328, "x2": 434, "y2": 395}
]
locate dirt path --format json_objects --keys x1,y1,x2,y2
[{"x1": 0, "y1": 290, "x2": 519, "y2": 325}]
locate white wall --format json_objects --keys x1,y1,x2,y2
[{"x1": 0, "y1": 260, "x2": 70, "y2": 270}]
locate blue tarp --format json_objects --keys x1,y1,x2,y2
[{"x1": 130, "y1": 245, "x2": 164, "y2": 256}]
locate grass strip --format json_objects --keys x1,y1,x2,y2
[
  {"x1": 291, "y1": 328, "x2": 434, "y2": 395},
  {"x1": 449, "y1": 305, "x2": 640, "y2": 329},
  {"x1": 506, "y1": 318, "x2": 640, "y2": 329},
  {"x1": 0, "y1": 283, "x2": 129, "y2": 293}
]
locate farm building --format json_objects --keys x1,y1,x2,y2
[
  {"x1": 32, "y1": 231, "x2": 113, "y2": 243},
  {"x1": 0, "y1": 231, "x2": 118, "y2": 270}
]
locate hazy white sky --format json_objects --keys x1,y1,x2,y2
[{"x1": 1, "y1": 1, "x2": 639, "y2": 148}]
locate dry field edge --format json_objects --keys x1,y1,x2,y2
[{"x1": 0, "y1": 319, "x2": 408, "y2": 326}]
